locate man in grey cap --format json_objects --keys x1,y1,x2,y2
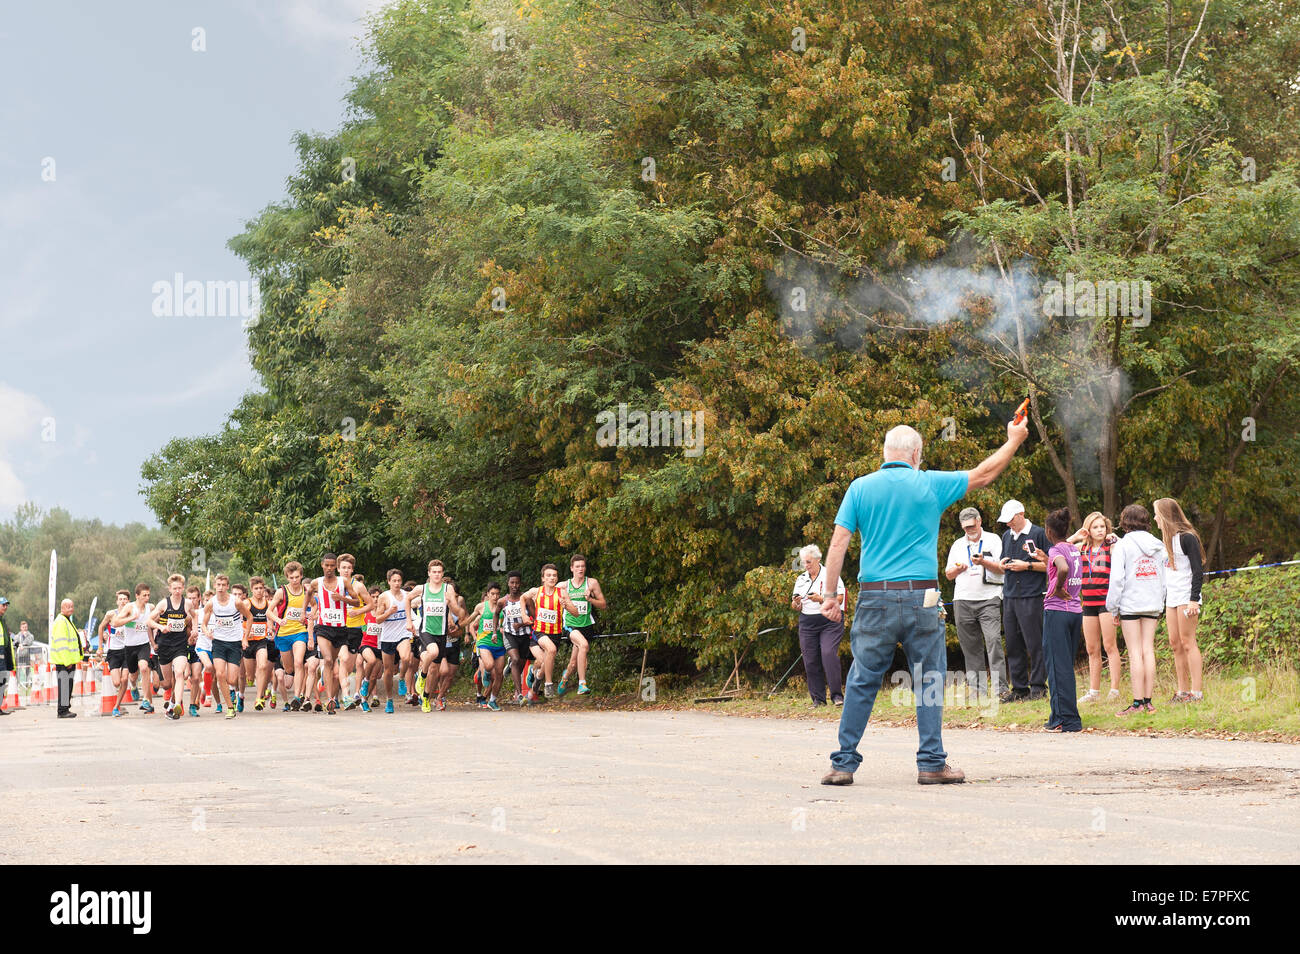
[{"x1": 943, "y1": 508, "x2": 1005, "y2": 700}]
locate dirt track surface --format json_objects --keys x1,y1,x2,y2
[{"x1": 3, "y1": 702, "x2": 1297, "y2": 863}]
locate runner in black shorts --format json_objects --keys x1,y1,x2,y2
[
  {"x1": 147, "y1": 574, "x2": 194, "y2": 719},
  {"x1": 307, "y1": 553, "x2": 351, "y2": 714},
  {"x1": 499, "y1": 571, "x2": 535, "y2": 704},
  {"x1": 336, "y1": 557, "x2": 371, "y2": 709}
]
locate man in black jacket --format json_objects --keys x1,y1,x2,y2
[
  {"x1": 997, "y1": 501, "x2": 1049, "y2": 703},
  {"x1": 0, "y1": 597, "x2": 14, "y2": 715}
]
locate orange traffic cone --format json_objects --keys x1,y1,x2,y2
[
  {"x1": 2, "y1": 671, "x2": 18, "y2": 710},
  {"x1": 100, "y1": 667, "x2": 119, "y2": 716}
]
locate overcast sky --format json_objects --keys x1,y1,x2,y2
[{"x1": 0, "y1": 0, "x2": 390, "y2": 526}]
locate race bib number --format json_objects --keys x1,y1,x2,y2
[
  {"x1": 366, "y1": 623, "x2": 381, "y2": 637},
  {"x1": 482, "y1": 617, "x2": 495, "y2": 633},
  {"x1": 571, "y1": 600, "x2": 588, "y2": 616},
  {"x1": 320, "y1": 606, "x2": 345, "y2": 626},
  {"x1": 250, "y1": 622, "x2": 267, "y2": 638},
  {"x1": 537, "y1": 607, "x2": 557, "y2": 625},
  {"x1": 286, "y1": 606, "x2": 304, "y2": 622},
  {"x1": 168, "y1": 618, "x2": 185, "y2": 632},
  {"x1": 425, "y1": 600, "x2": 446, "y2": 618}
]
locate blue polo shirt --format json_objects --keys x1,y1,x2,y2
[{"x1": 834, "y1": 462, "x2": 969, "y2": 582}]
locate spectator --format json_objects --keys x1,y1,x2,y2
[
  {"x1": 817, "y1": 417, "x2": 1028, "y2": 787},
  {"x1": 943, "y1": 507, "x2": 1005, "y2": 699},
  {"x1": 1068, "y1": 512, "x2": 1122, "y2": 703},
  {"x1": 1041, "y1": 508, "x2": 1084, "y2": 732},
  {"x1": 1106, "y1": 504, "x2": 1167, "y2": 716},
  {"x1": 790, "y1": 544, "x2": 847, "y2": 707},
  {"x1": 1154, "y1": 497, "x2": 1205, "y2": 703},
  {"x1": 15, "y1": 621, "x2": 34, "y2": 668},
  {"x1": 997, "y1": 500, "x2": 1049, "y2": 703}
]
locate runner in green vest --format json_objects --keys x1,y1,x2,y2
[
  {"x1": 405, "y1": 559, "x2": 465, "y2": 712},
  {"x1": 468, "y1": 583, "x2": 505, "y2": 711},
  {"x1": 557, "y1": 553, "x2": 607, "y2": 696}
]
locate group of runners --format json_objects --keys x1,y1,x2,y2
[{"x1": 94, "y1": 553, "x2": 607, "y2": 718}]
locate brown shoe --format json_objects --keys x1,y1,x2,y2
[
  {"x1": 917, "y1": 763, "x2": 965, "y2": 785},
  {"x1": 820, "y1": 768, "x2": 854, "y2": 786}
]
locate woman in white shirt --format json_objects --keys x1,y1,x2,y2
[{"x1": 790, "y1": 544, "x2": 847, "y2": 706}]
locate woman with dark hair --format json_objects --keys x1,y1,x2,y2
[
  {"x1": 1105, "y1": 504, "x2": 1168, "y2": 715},
  {"x1": 1041, "y1": 508, "x2": 1084, "y2": 732},
  {"x1": 1154, "y1": 498, "x2": 1206, "y2": 703}
]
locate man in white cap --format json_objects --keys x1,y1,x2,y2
[
  {"x1": 943, "y1": 508, "x2": 1005, "y2": 699},
  {"x1": 997, "y1": 499, "x2": 1049, "y2": 703}
]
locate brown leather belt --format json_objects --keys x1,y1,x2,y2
[{"x1": 860, "y1": 580, "x2": 937, "y2": 591}]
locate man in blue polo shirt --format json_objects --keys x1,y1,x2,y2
[{"x1": 818, "y1": 418, "x2": 1028, "y2": 785}]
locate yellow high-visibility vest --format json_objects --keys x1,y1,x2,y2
[{"x1": 50, "y1": 615, "x2": 82, "y2": 666}]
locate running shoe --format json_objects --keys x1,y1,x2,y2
[
  {"x1": 1079, "y1": 689, "x2": 1100, "y2": 704},
  {"x1": 556, "y1": 680, "x2": 567, "y2": 697},
  {"x1": 415, "y1": 673, "x2": 425, "y2": 695},
  {"x1": 1116, "y1": 702, "x2": 1143, "y2": 717},
  {"x1": 326, "y1": 698, "x2": 337, "y2": 715},
  {"x1": 289, "y1": 696, "x2": 302, "y2": 711},
  {"x1": 398, "y1": 678, "x2": 407, "y2": 696},
  {"x1": 344, "y1": 696, "x2": 359, "y2": 711},
  {"x1": 1107, "y1": 688, "x2": 1121, "y2": 699},
  {"x1": 577, "y1": 681, "x2": 591, "y2": 695},
  {"x1": 112, "y1": 707, "x2": 125, "y2": 717},
  {"x1": 1142, "y1": 702, "x2": 1156, "y2": 713},
  {"x1": 270, "y1": 693, "x2": 277, "y2": 708},
  {"x1": 544, "y1": 682, "x2": 555, "y2": 699},
  {"x1": 360, "y1": 678, "x2": 370, "y2": 699},
  {"x1": 173, "y1": 702, "x2": 185, "y2": 719},
  {"x1": 407, "y1": 694, "x2": 420, "y2": 707},
  {"x1": 140, "y1": 701, "x2": 155, "y2": 714},
  {"x1": 369, "y1": 695, "x2": 378, "y2": 708},
  {"x1": 188, "y1": 704, "x2": 199, "y2": 717},
  {"x1": 236, "y1": 693, "x2": 244, "y2": 713},
  {"x1": 487, "y1": 698, "x2": 500, "y2": 712},
  {"x1": 384, "y1": 699, "x2": 394, "y2": 714},
  {"x1": 1171, "y1": 691, "x2": 1192, "y2": 703},
  {"x1": 475, "y1": 694, "x2": 485, "y2": 707},
  {"x1": 478, "y1": 698, "x2": 489, "y2": 710},
  {"x1": 313, "y1": 701, "x2": 324, "y2": 713},
  {"x1": 421, "y1": 696, "x2": 432, "y2": 713},
  {"x1": 226, "y1": 706, "x2": 236, "y2": 719},
  {"x1": 254, "y1": 698, "x2": 265, "y2": 711},
  {"x1": 435, "y1": 693, "x2": 446, "y2": 712},
  {"x1": 361, "y1": 697, "x2": 371, "y2": 713}
]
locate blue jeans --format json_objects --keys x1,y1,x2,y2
[{"x1": 831, "y1": 590, "x2": 948, "y2": 773}]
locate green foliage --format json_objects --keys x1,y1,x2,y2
[
  {"x1": 137, "y1": 0, "x2": 1300, "y2": 679},
  {"x1": 1196, "y1": 559, "x2": 1300, "y2": 666}
]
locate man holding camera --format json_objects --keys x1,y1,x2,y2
[
  {"x1": 944, "y1": 508, "x2": 1005, "y2": 700},
  {"x1": 997, "y1": 500, "x2": 1049, "y2": 703}
]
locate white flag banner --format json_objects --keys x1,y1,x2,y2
[{"x1": 47, "y1": 549, "x2": 57, "y2": 642}]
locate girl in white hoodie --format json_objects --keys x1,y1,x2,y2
[{"x1": 1105, "y1": 504, "x2": 1167, "y2": 715}]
